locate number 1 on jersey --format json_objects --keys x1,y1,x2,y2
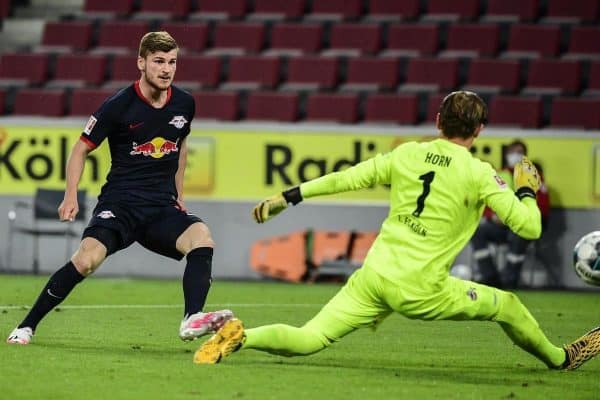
[{"x1": 412, "y1": 171, "x2": 435, "y2": 217}]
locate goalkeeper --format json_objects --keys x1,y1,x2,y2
[{"x1": 195, "y1": 91, "x2": 599, "y2": 370}]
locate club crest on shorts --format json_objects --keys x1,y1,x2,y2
[
  {"x1": 169, "y1": 115, "x2": 188, "y2": 129},
  {"x1": 467, "y1": 287, "x2": 478, "y2": 301},
  {"x1": 97, "y1": 210, "x2": 116, "y2": 219}
]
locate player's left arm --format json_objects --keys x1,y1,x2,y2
[{"x1": 175, "y1": 137, "x2": 187, "y2": 212}]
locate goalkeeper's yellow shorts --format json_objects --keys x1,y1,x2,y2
[{"x1": 303, "y1": 265, "x2": 504, "y2": 343}]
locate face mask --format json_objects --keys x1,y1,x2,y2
[{"x1": 506, "y1": 152, "x2": 523, "y2": 168}]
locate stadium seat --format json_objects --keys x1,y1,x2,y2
[
  {"x1": 304, "y1": 0, "x2": 362, "y2": 21},
  {"x1": 364, "y1": 94, "x2": 419, "y2": 124},
  {"x1": 158, "y1": 22, "x2": 208, "y2": 54},
  {"x1": 172, "y1": 55, "x2": 221, "y2": 91},
  {"x1": 69, "y1": 88, "x2": 114, "y2": 116},
  {"x1": 0, "y1": 89, "x2": 5, "y2": 114},
  {"x1": 340, "y1": 58, "x2": 399, "y2": 92},
  {"x1": 281, "y1": 56, "x2": 339, "y2": 91},
  {"x1": 36, "y1": 21, "x2": 94, "y2": 53},
  {"x1": 399, "y1": 58, "x2": 460, "y2": 93},
  {"x1": 0, "y1": 53, "x2": 49, "y2": 87},
  {"x1": 263, "y1": 23, "x2": 322, "y2": 56},
  {"x1": 563, "y1": 27, "x2": 600, "y2": 60},
  {"x1": 305, "y1": 93, "x2": 359, "y2": 123},
  {"x1": 0, "y1": 0, "x2": 10, "y2": 19},
  {"x1": 482, "y1": 0, "x2": 539, "y2": 22},
  {"x1": 205, "y1": 22, "x2": 265, "y2": 56},
  {"x1": 522, "y1": 59, "x2": 581, "y2": 95},
  {"x1": 501, "y1": 24, "x2": 561, "y2": 59},
  {"x1": 322, "y1": 23, "x2": 381, "y2": 57},
  {"x1": 583, "y1": 61, "x2": 600, "y2": 96},
  {"x1": 249, "y1": 231, "x2": 307, "y2": 282},
  {"x1": 192, "y1": 91, "x2": 239, "y2": 120},
  {"x1": 488, "y1": 96, "x2": 543, "y2": 128},
  {"x1": 46, "y1": 54, "x2": 108, "y2": 88},
  {"x1": 221, "y1": 55, "x2": 280, "y2": 90},
  {"x1": 247, "y1": 0, "x2": 305, "y2": 21},
  {"x1": 13, "y1": 89, "x2": 66, "y2": 116},
  {"x1": 188, "y1": 0, "x2": 247, "y2": 21},
  {"x1": 364, "y1": 0, "x2": 419, "y2": 22},
  {"x1": 541, "y1": 0, "x2": 600, "y2": 24},
  {"x1": 103, "y1": 54, "x2": 138, "y2": 89},
  {"x1": 549, "y1": 97, "x2": 600, "y2": 130},
  {"x1": 421, "y1": 0, "x2": 480, "y2": 22},
  {"x1": 246, "y1": 92, "x2": 298, "y2": 122},
  {"x1": 381, "y1": 24, "x2": 439, "y2": 58},
  {"x1": 439, "y1": 24, "x2": 500, "y2": 58},
  {"x1": 426, "y1": 93, "x2": 446, "y2": 122},
  {"x1": 93, "y1": 21, "x2": 150, "y2": 55},
  {"x1": 463, "y1": 59, "x2": 521, "y2": 94},
  {"x1": 82, "y1": 0, "x2": 135, "y2": 19},
  {"x1": 134, "y1": 0, "x2": 192, "y2": 20}
]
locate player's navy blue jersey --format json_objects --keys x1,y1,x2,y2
[{"x1": 81, "y1": 81, "x2": 195, "y2": 206}]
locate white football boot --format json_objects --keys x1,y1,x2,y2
[
  {"x1": 6, "y1": 327, "x2": 34, "y2": 345},
  {"x1": 179, "y1": 309, "x2": 234, "y2": 341}
]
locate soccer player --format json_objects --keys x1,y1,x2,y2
[
  {"x1": 7, "y1": 32, "x2": 232, "y2": 345},
  {"x1": 194, "y1": 91, "x2": 599, "y2": 370}
]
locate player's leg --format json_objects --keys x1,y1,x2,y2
[
  {"x1": 502, "y1": 232, "x2": 530, "y2": 289},
  {"x1": 471, "y1": 221, "x2": 504, "y2": 287}
]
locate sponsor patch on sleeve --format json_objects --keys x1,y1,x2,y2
[
  {"x1": 494, "y1": 174, "x2": 507, "y2": 188},
  {"x1": 83, "y1": 115, "x2": 97, "y2": 135}
]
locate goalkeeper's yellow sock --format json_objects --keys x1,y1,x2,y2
[{"x1": 242, "y1": 324, "x2": 330, "y2": 356}]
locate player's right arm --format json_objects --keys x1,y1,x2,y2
[{"x1": 58, "y1": 140, "x2": 92, "y2": 221}]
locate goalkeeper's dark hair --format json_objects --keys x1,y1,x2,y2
[{"x1": 438, "y1": 91, "x2": 488, "y2": 140}]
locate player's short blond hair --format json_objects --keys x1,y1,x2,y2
[
  {"x1": 138, "y1": 31, "x2": 178, "y2": 58},
  {"x1": 438, "y1": 91, "x2": 488, "y2": 139}
]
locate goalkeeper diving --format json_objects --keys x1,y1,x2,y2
[{"x1": 195, "y1": 90, "x2": 600, "y2": 370}]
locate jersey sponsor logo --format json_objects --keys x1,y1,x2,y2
[
  {"x1": 83, "y1": 116, "x2": 97, "y2": 135},
  {"x1": 97, "y1": 210, "x2": 116, "y2": 219},
  {"x1": 130, "y1": 137, "x2": 179, "y2": 159},
  {"x1": 493, "y1": 174, "x2": 507, "y2": 188},
  {"x1": 129, "y1": 122, "x2": 144, "y2": 130},
  {"x1": 169, "y1": 116, "x2": 188, "y2": 129}
]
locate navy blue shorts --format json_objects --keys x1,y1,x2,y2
[{"x1": 82, "y1": 201, "x2": 203, "y2": 260}]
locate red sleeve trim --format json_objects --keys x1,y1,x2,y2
[{"x1": 79, "y1": 135, "x2": 97, "y2": 150}]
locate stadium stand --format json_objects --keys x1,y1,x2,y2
[
  {"x1": 481, "y1": 0, "x2": 539, "y2": 22},
  {"x1": 263, "y1": 23, "x2": 323, "y2": 56},
  {"x1": 305, "y1": 93, "x2": 359, "y2": 123},
  {"x1": 246, "y1": 0, "x2": 306, "y2": 22},
  {"x1": 426, "y1": 93, "x2": 446, "y2": 122},
  {"x1": 583, "y1": 61, "x2": 600, "y2": 96},
  {"x1": 46, "y1": 54, "x2": 108, "y2": 88},
  {"x1": 340, "y1": 57, "x2": 399, "y2": 92},
  {"x1": 399, "y1": 58, "x2": 460, "y2": 93},
  {"x1": 281, "y1": 56, "x2": 339, "y2": 91},
  {"x1": 157, "y1": 22, "x2": 208, "y2": 54},
  {"x1": 550, "y1": 97, "x2": 600, "y2": 130},
  {"x1": 246, "y1": 91, "x2": 299, "y2": 122},
  {"x1": 522, "y1": 59, "x2": 581, "y2": 96},
  {"x1": 0, "y1": 0, "x2": 10, "y2": 19},
  {"x1": 501, "y1": 24, "x2": 561, "y2": 59},
  {"x1": 35, "y1": 21, "x2": 94, "y2": 53},
  {"x1": 103, "y1": 54, "x2": 138, "y2": 89},
  {"x1": 463, "y1": 59, "x2": 521, "y2": 94},
  {"x1": 92, "y1": 20, "x2": 150, "y2": 54},
  {"x1": 0, "y1": 88, "x2": 4, "y2": 114},
  {"x1": 364, "y1": 94, "x2": 419, "y2": 124},
  {"x1": 221, "y1": 55, "x2": 280, "y2": 90},
  {"x1": 322, "y1": 23, "x2": 381, "y2": 57},
  {"x1": 0, "y1": 53, "x2": 49, "y2": 87},
  {"x1": 421, "y1": 0, "x2": 481, "y2": 22},
  {"x1": 69, "y1": 88, "x2": 114, "y2": 116},
  {"x1": 82, "y1": 0, "x2": 135, "y2": 19},
  {"x1": 439, "y1": 23, "x2": 500, "y2": 58},
  {"x1": 188, "y1": 0, "x2": 247, "y2": 21},
  {"x1": 364, "y1": 0, "x2": 420, "y2": 22},
  {"x1": 205, "y1": 22, "x2": 265, "y2": 56},
  {"x1": 133, "y1": 0, "x2": 192, "y2": 20},
  {"x1": 540, "y1": 0, "x2": 600, "y2": 24},
  {"x1": 488, "y1": 96, "x2": 543, "y2": 128},
  {"x1": 563, "y1": 27, "x2": 600, "y2": 60},
  {"x1": 193, "y1": 91, "x2": 239, "y2": 121},
  {"x1": 304, "y1": 0, "x2": 362, "y2": 22},
  {"x1": 381, "y1": 24, "x2": 439, "y2": 58},
  {"x1": 13, "y1": 89, "x2": 66, "y2": 117},
  {"x1": 172, "y1": 55, "x2": 221, "y2": 91}
]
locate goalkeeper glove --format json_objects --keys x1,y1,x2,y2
[
  {"x1": 513, "y1": 156, "x2": 541, "y2": 200},
  {"x1": 252, "y1": 186, "x2": 303, "y2": 224}
]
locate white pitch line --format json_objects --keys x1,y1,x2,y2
[{"x1": 0, "y1": 303, "x2": 322, "y2": 310}]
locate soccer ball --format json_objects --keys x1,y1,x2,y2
[{"x1": 573, "y1": 231, "x2": 600, "y2": 286}]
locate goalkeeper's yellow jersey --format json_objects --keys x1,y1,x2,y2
[{"x1": 300, "y1": 138, "x2": 541, "y2": 287}]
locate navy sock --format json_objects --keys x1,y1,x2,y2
[
  {"x1": 183, "y1": 247, "x2": 213, "y2": 318},
  {"x1": 19, "y1": 261, "x2": 85, "y2": 331}
]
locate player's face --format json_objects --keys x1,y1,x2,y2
[{"x1": 139, "y1": 49, "x2": 177, "y2": 91}]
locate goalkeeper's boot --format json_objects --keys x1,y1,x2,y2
[
  {"x1": 6, "y1": 327, "x2": 33, "y2": 345},
  {"x1": 193, "y1": 318, "x2": 245, "y2": 364},
  {"x1": 179, "y1": 309, "x2": 234, "y2": 341},
  {"x1": 561, "y1": 326, "x2": 600, "y2": 370}
]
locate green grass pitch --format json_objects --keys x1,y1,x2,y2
[{"x1": 1, "y1": 274, "x2": 599, "y2": 400}]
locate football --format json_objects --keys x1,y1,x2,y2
[{"x1": 573, "y1": 231, "x2": 600, "y2": 286}]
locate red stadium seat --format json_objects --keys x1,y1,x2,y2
[
  {"x1": 564, "y1": 27, "x2": 600, "y2": 60},
  {"x1": 37, "y1": 21, "x2": 94, "y2": 53},
  {"x1": 440, "y1": 23, "x2": 500, "y2": 58},
  {"x1": 482, "y1": 0, "x2": 539, "y2": 22},
  {"x1": 0, "y1": 53, "x2": 49, "y2": 87},
  {"x1": 400, "y1": 58, "x2": 460, "y2": 93},
  {"x1": 584, "y1": 61, "x2": 600, "y2": 96},
  {"x1": 158, "y1": 22, "x2": 208, "y2": 54},
  {"x1": 340, "y1": 58, "x2": 399, "y2": 92},
  {"x1": 381, "y1": 24, "x2": 439, "y2": 58},
  {"x1": 246, "y1": 92, "x2": 298, "y2": 122},
  {"x1": 422, "y1": 0, "x2": 480, "y2": 22},
  {"x1": 134, "y1": 0, "x2": 191, "y2": 20},
  {"x1": 304, "y1": 0, "x2": 361, "y2": 21},
  {"x1": 264, "y1": 23, "x2": 322, "y2": 56},
  {"x1": 281, "y1": 56, "x2": 339, "y2": 91},
  {"x1": 489, "y1": 96, "x2": 543, "y2": 128},
  {"x1": 93, "y1": 21, "x2": 150, "y2": 55},
  {"x1": 549, "y1": 98, "x2": 600, "y2": 130},
  {"x1": 501, "y1": 24, "x2": 561, "y2": 59},
  {"x1": 463, "y1": 59, "x2": 521, "y2": 94},
  {"x1": 13, "y1": 89, "x2": 66, "y2": 117},
  {"x1": 305, "y1": 93, "x2": 359, "y2": 123},
  {"x1": 0, "y1": 89, "x2": 5, "y2": 114},
  {"x1": 0, "y1": 0, "x2": 10, "y2": 18},
  {"x1": 247, "y1": 0, "x2": 305, "y2": 21},
  {"x1": 175, "y1": 55, "x2": 221, "y2": 90},
  {"x1": 83, "y1": 0, "x2": 134, "y2": 18},
  {"x1": 47, "y1": 54, "x2": 108, "y2": 88},
  {"x1": 322, "y1": 23, "x2": 381, "y2": 57},
  {"x1": 365, "y1": 0, "x2": 419, "y2": 22},
  {"x1": 69, "y1": 88, "x2": 114, "y2": 116},
  {"x1": 522, "y1": 59, "x2": 581, "y2": 95},
  {"x1": 103, "y1": 54, "x2": 138, "y2": 89},
  {"x1": 193, "y1": 91, "x2": 239, "y2": 121},
  {"x1": 205, "y1": 22, "x2": 265, "y2": 56},
  {"x1": 222, "y1": 56, "x2": 279, "y2": 90},
  {"x1": 189, "y1": 0, "x2": 247, "y2": 21},
  {"x1": 426, "y1": 93, "x2": 446, "y2": 122},
  {"x1": 364, "y1": 94, "x2": 419, "y2": 124},
  {"x1": 541, "y1": 0, "x2": 600, "y2": 24}
]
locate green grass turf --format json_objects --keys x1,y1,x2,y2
[{"x1": 0, "y1": 275, "x2": 599, "y2": 400}]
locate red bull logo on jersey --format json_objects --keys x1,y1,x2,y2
[
  {"x1": 169, "y1": 116, "x2": 188, "y2": 129},
  {"x1": 130, "y1": 137, "x2": 179, "y2": 159}
]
